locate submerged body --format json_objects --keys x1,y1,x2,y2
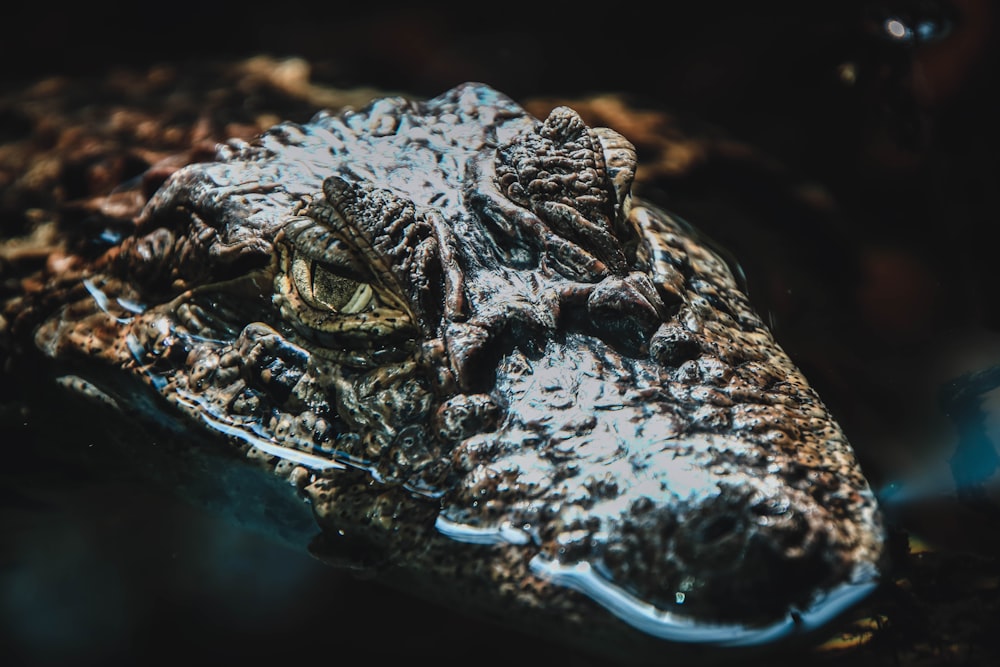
[{"x1": 4, "y1": 84, "x2": 885, "y2": 659}]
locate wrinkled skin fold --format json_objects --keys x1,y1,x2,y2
[{"x1": 5, "y1": 83, "x2": 886, "y2": 659}]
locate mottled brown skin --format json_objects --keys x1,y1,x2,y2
[{"x1": 3, "y1": 84, "x2": 885, "y2": 659}]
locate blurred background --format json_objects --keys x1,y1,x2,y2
[{"x1": 2, "y1": 1, "x2": 999, "y2": 665}]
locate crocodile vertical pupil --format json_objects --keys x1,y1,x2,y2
[{"x1": 291, "y1": 253, "x2": 364, "y2": 312}]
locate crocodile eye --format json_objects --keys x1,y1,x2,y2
[
  {"x1": 274, "y1": 208, "x2": 417, "y2": 349},
  {"x1": 290, "y1": 253, "x2": 374, "y2": 314}
]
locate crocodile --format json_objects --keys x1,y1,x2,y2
[{"x1": 2, "y1": 82, "x2": 886, "y2": 661}]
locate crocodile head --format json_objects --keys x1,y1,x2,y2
[{"x1": 18, "y1": 83, "x2": 886, "y2": 656}]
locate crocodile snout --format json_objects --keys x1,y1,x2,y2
[
  {"x1": 528, "y1": 473, "x2": 881, "y2": 645},
  {"x1": 442, "y1": 334, "x2": 885, "y2": 643},
  {"x1": 597, "y1": 482, "x2": 845, "y2": 625}
]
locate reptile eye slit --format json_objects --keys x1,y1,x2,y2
[{"x1": 290, "y1": 252, "x2": 373, "y2": 313}]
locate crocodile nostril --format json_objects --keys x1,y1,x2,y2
[
  {"x1": 675, "y1": 507, "x2": 749, "y2": 568},
  {"x1": 585, "y1": 486, "x2": 844, "y2": 627}
]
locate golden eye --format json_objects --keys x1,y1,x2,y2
[{"x1": 290, "y1": 254, "x2": 373, "y2": 313}]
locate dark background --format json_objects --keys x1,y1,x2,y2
[
  {"x1": 4, "y1": 0, "x2": 998, "y2": 246},
  {"x1": 2, "y1": 2, "x2": 999, "y2": 665}
]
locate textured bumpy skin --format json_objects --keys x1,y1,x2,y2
[{"x1": 6, "y1": 83, "x2": 885, "y2": 658}]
